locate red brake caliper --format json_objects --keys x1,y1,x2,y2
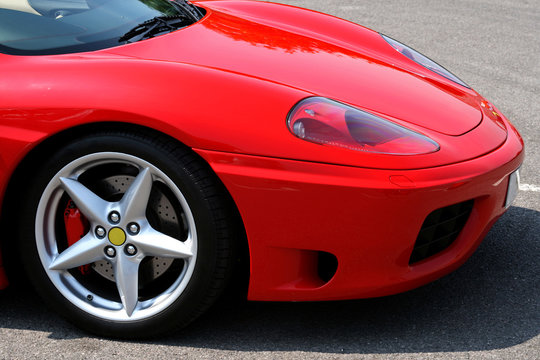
[{"x1": 64, "y1": 199, "x2": 92, "y2": 275}]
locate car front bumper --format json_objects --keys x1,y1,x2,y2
[{"x1": 196, "y1": 124, "x2": 523, "y2": 301}]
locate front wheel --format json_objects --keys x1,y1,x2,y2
[{"x1": 18, "y1": 131, "x2": 235, "y2": 338}]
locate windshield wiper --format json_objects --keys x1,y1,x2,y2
[
  {"x1": 172, "y1": 0, "x2": 205, "y2": 21},
  {"x1": 119, "y1": 15, "x2": 189, "y2": 43}
]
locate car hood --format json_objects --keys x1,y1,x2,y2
[{"x1": 109, "y1": 0, "x2": 485, "y2": 137}]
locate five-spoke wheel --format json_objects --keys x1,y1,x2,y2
[{"x1": 18, "y1": 131, "x2": 234, "y2": 337}]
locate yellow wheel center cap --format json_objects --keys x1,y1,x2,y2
[{"x1": 108, "y1": 227, "x2": 126, "y2": 246}]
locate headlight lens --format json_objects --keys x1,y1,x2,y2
[
  {"x1": 287, "y1": 97, "x2": 440, "y2": 155},
  {"x1": 381, "y1": 34, "x2": 469, "y2": 88}
]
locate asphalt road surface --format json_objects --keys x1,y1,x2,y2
[{"x1": 1, "y1": 1, "x2": 538, "y2": 359}]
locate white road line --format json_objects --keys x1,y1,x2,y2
[{"x1": 520, "y1": 183, "x2": 540, "y2": 192}]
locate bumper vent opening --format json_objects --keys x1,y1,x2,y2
[
  {"x1": 410, "y1": 200, "x2": 474, "y2": 264},
  {"x1": 318, "y1": 251, "x2": 338, "y2": 283}
]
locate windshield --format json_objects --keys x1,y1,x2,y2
[{"x1": 0, "y1": 0, "x2": 204, "y2": 55}]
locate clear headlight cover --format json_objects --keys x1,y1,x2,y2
[
  {"x1": 382, "y1": 34, "x2": 469, "y2": 88},
  {"x1": 287, "y1": 97, "x2": 440, "y2": 155}
]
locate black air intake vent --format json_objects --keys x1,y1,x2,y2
[{"x1": 410, "y1": 200, "x2": 474, "y2": 264}]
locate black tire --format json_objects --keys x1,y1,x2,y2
[{"x1": 16, "y1": 130, "x2": 235, "y2": 338}]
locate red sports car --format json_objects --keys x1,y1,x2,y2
[{"x1": 0, "y1": 0, "x2": 524, "y2": 338}]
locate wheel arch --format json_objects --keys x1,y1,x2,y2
[{"x1": 0, "y1": 121, "x2": 250, "y2": 295}]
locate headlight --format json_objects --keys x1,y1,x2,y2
[
  {"x1": 381, "y1": 34, "x2": 469, "y2": 88},
  {"x1": 287, "y1": 97, "x2": 440, "y2": 155}
]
